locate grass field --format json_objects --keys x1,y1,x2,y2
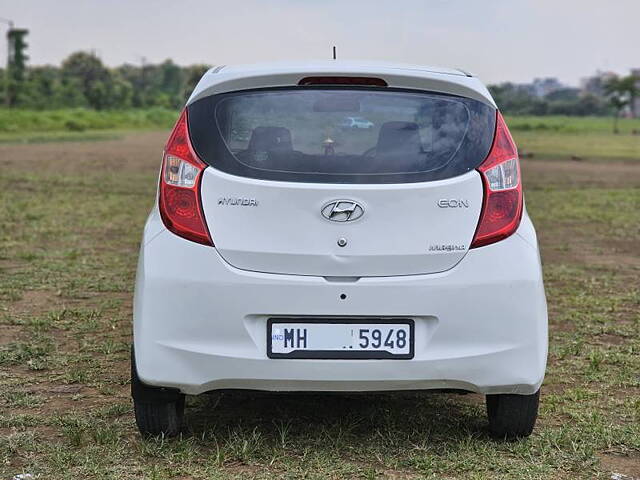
[
  {"x1": 0, "y1": 108, "x2": 177, "y2": 144},
  {"x1": 505, "y1": 116, "x2": 640, "y2": 162},
  {"x1": 1, "y1": 122, "x2": 639, "y2": 479}
]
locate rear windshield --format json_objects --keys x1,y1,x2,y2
[{"x1": 188, "y1": 87, "x2": 496, "y2": 184}]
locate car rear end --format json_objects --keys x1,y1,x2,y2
[{"x1": 132, "y1": 62, "x2": 547, "y2": 438}]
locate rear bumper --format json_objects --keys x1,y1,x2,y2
[{"x1": 134, "y1": 211, "x2": 547, "y2": 395}]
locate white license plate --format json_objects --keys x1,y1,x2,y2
[{"x1": 268, "y1": 319, "x2": 414, "y2": 359}]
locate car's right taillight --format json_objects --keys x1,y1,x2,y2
[
  {"x1": 158, "y1": 109, "x2": 213, "y2": 246},
  {"x1": 470, "y1": 111, "x2": 523, "y2": 248}
]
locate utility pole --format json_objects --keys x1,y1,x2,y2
[{"x1": 1, "y1": 17, "x2": 29, "y2": 107}]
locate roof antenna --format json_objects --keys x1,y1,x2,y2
[{"x1": 332, "y1": 46, "x2": 337, "y2": 60}]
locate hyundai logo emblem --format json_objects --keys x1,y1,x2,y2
[{"x1": 321, "y1": 200, "x2": 365, "y2": 222}]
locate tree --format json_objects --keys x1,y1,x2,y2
[
  {"x1": 1, "y1": 53, "x2": 221, "y2": 110},
  {"x1": 604, "y1": 77, "x2": 633, "y2": 134},
  {"x1": 157, "y1": 60, "x2": 184, "y2": 108},
  {"x1": 547, "y1": 93, "x2": 608, "y2": 116},
  {"x1": 116, "y1": 63, "x2": 146, "y2": 107},
  {"x1": 182, "y1": 64, "x2": 211, "y2": 102},
  {"x1": 54, "y1": 77, "x2": 88, "y2": 108},
  {"x1": 619, "y1": 75, "x2": 638, "y2": 118},
  {"x1": 61, "y1": 51, "x2": 113, "y2": 109},
  {"x1": 488, "y1": 83, "x2": 548, "y2": 115},
  {"x1": 545, "y1": 88, "x2": 580, "y2": 102},
  {"x1": 22, "y1": 66, "x2": 63, "y2": 109},
  {"x1": 116, "y1": 60, "x2": 183, "y2": 108}
]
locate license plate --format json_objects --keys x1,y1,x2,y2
[{"x1": 267, "y1": 319, "x2": 414, "y2": 359}]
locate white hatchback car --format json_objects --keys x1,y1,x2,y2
[
  {"x1": 339, "y1": 116, "x2": 375, "y2": 129},
  {"x1": 131, "y1": 61, "x2": 548, "y2": 439}
]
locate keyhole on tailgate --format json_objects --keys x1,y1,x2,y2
[
  {"x1": 340, "y1": 294, "x2": 347, "y2": 300},
  {"x1": 337, "y1": 238, "x2": 347, "y2": 247}
]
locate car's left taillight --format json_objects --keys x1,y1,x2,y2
[
  {"x1": 158, "y1": 109, "x2": 213, "y2": 246},
  {"x1": 470, "y1": 111, "x2": 523, "y2": 248}
]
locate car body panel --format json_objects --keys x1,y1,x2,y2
[
  {"x1": 202, "y1": 168, "x2": 483, "y2": 276},
  {"x1": 134, "y1": 209, "x2": 547, "y2": 395}
]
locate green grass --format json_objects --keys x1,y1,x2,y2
[
  {"x1": 527, "y1": 187, "x2": 640, "y2": 238},
  {"x1": 1, "y1": 128, "x2": 639, "y2": 479},
  {"x1": 0, "y1": 107, "x2": 177, "y2": 135},
  {"x1": 505, "y1": 116, "x2": 640, "y2": 161},
  {"x1": 505, "y1": 115, "x2": 640, "y2": 135},
  {"x1": 513, "y1": 131, "x2": 640, "y2": 161}
]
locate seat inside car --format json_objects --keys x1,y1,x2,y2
[
  {"x1": 247, "y1": 126, "x2": 293, "y2": 155},
  {"x1": 375, "y1": 121, "x2": 423, "y2": 156}
]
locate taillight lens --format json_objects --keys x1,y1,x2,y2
[
  {"x1": 158, "y1": 110, "x2": 213, "y2": 246},
  {"x1": 470, "y1": 112, "x2": 523, "y2": 248}
]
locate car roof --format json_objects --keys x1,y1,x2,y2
[
  {"x1": 187, "y1": 60, "x2": 495, "y2": 107},
  {"x1": 217, "y1": 60, "x2": 467, "y2": 77}
]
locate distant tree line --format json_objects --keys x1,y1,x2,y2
[
  {"x1": 1, "y1": 50, "x2": 637, "y2": 124},
  {"x1": 0, "y1": 51, "x2": 209, "y2": 110},
  {"x1": 488, "y1": 74, "x2": 638, "y2": 120},
  {"x1": 488, "y1": 84, "x2": 611, "y2": 116}
]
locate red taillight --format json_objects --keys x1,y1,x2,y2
[
  {"x1": 470, "y1": 112, "x2": 523, "y2": 248},
  {"x1": 158, "y1": 110, "x2": 213, "y2": 246}
]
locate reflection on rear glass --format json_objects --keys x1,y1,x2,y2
[
  {"x1": 217, "y1": 90, "x2": 470, "y2": 175},
  {"x1": 187, "y1": 87, "x2": 496, "y2": 183}
]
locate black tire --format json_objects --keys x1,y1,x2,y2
[
  {"x1": 486, "y1": 389, "x2": 540, "y2": 439},
  {"x1": 131, "y1": 347, "x2": 185, "y2": 437},
  {"x1": 133, "y1": 396, "x2": 185, "y2": 437}
]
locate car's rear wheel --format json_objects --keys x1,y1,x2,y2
[
  {"x1": 486, "y1": 389, "x2": 540, "y2": 439},
  {"x1": 131, "y1": 347, "x2": 185, "y2": 437},
  {"x1": 133, "y1": 396, "x2": 185, "y2": 437}
]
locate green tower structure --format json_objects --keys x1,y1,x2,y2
[{"x1": 6, "y1": 28, "x2": 29, "y2": 106}]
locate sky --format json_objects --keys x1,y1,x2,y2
[{"x1": 0, "y1": 0, "x2": 638, "y2": 86}]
